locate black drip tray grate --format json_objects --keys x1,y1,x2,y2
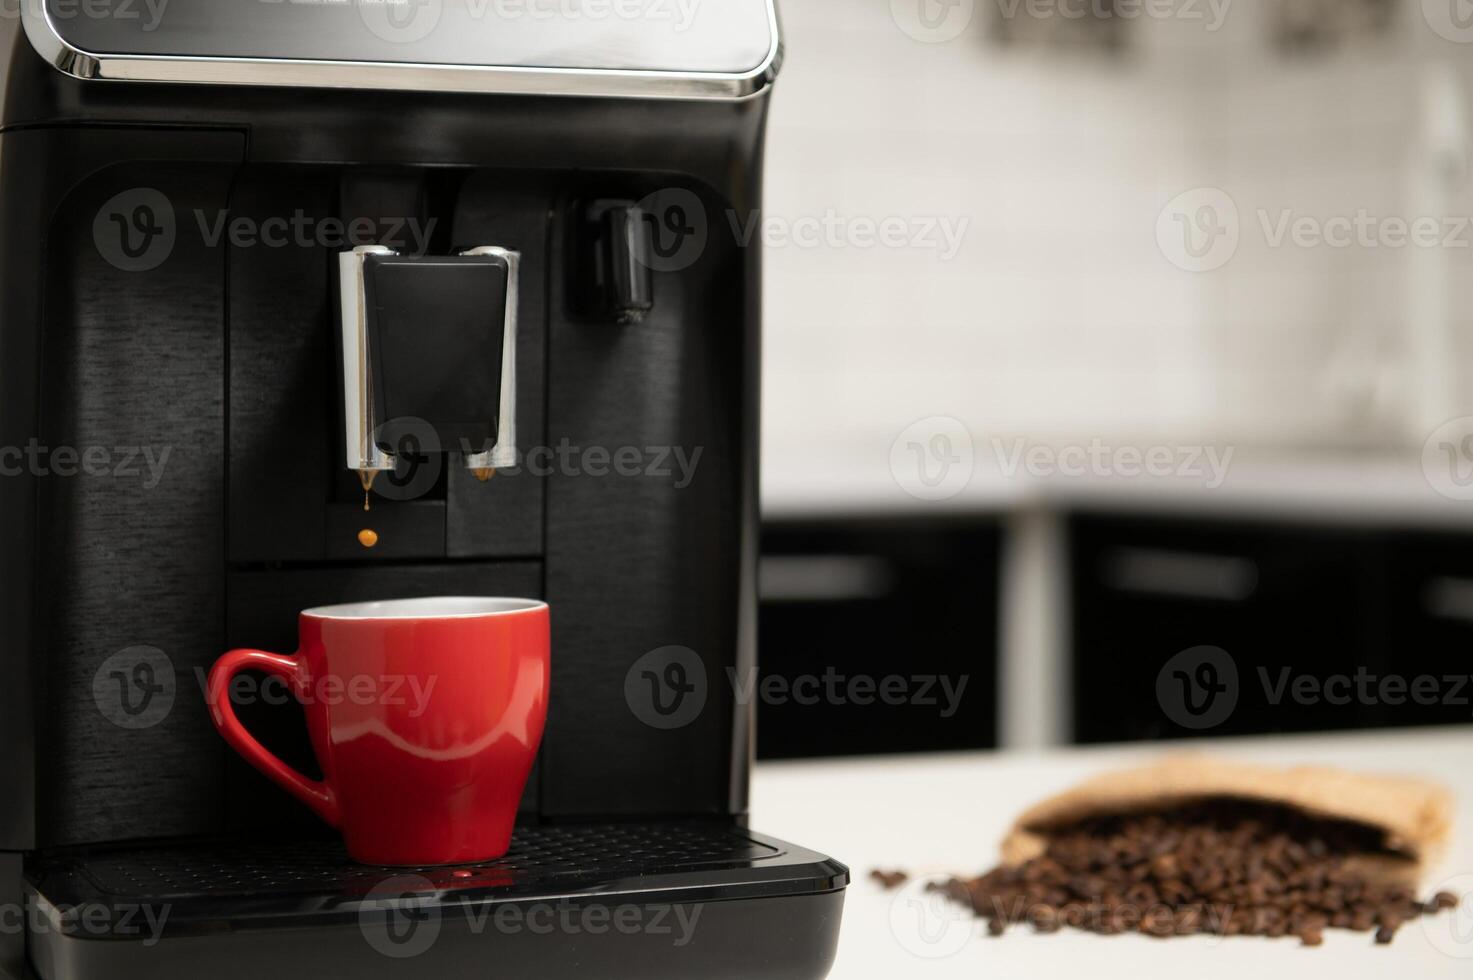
[
  {"x1": 74, "y1": 824, "x2": 781, "y2": 900},
  {"x1": 24, "y1": 822, "x2": 845, "y2": 936}
]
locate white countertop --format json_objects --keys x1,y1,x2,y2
[
  {"x1": 751, "y1": 727, "x2": 1473, "y2": 980},
  {"x1": 763, "y1": 447, "x2": 1473, "y2": 529}
]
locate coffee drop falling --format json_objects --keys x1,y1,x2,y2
[
  {"x1": 473, "y1": 467, "x2": 495, "y2": 483},
  {"x1": 357, "y1": 528, "x2": 379, "y2": 549},
  {"x1": 357, "y1": 469, "x2": 378, "y2": 512}
]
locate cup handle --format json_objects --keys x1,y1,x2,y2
[{"x1": 206, "y1": 649, "x2": 340, "y2": 828}]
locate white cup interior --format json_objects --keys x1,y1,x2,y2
[{"x1": 302, "y1": 597, "x2": 545, "y2": 620}]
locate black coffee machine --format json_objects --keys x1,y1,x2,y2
[{"x1": 0, "y1": 3, "x2": 846, "y2": 978}]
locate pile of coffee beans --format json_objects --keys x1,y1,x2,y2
[{"x1": 925, "y1": 799, "x2": 1459, "y2": 946}]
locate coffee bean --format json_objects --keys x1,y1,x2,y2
[
  {"x1": 869, "y1": 869, "x2": 909, "y2": 890},
  {"x1": 921, "y1": 799, "x2": 1456, "y2": 948}
]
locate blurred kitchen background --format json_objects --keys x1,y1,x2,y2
[{"x1": 753, "y1": 0, "x2": 1473, "y2": 757}]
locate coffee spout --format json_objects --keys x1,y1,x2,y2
[
  {"x1": 338, "y1": 244, "x2": 519, "y2": 482},
  {"x1": 357, "y1": 469, "x2": 378, "y2": 511}
]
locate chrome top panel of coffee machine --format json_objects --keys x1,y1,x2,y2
[
  {"x1": 21, "y1": 0, "x2": 780, "y2": 98},
  {"x1": 0, "y1": 4, "x2": 846, "y2": 978}
]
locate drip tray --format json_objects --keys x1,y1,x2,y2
[{"x1": 24, "y1": 823, "x2": 848, "y2": 980}]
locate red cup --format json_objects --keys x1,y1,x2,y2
[{"x1": 206, "y1": 596, "x2": 549, "y2": 866}]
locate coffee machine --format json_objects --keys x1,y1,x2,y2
[{"x1": 0, "y1": 3, "x2": 846, "y2": 978}]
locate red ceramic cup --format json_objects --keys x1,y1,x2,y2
[{"x1": 206, "y1": 596, "x2": 549, "y2": 866}]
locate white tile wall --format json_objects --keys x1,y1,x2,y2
[{"x1": 762, "y1": 0, "x2": 1473, "y2": 490}]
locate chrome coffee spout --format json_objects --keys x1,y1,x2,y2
[
  {"x1": 338, "y1": 244, "x2": 520, "y2": 482},
  {"x1": 339, "y1": 245, "x2": 400, "y2": 477},
  {"x1": 458, "y1": 245, "x2": 520, "y2": 475}
]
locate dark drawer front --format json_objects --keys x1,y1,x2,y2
[
  {"x1": 1386, "y1": 533, "x2": 1473, "y2": 729},
  {"x1": 758, "y1": 518, "x2": 999, "y2": 759},
  {"x1": 1070, "y1": 514, "x2": 1394, "y2": 743}
]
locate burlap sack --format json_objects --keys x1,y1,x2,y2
[{"x1": 1000, "y1": 757, "x2": 1455, "y2": 885}]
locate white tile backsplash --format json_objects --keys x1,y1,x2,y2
[{"x1": 761, "y1": 0, "x2": 1473, "y2": 484}]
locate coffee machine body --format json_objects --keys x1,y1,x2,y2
[{"x1": 0, "y1": 3, "x2": 846, "y2": 977}]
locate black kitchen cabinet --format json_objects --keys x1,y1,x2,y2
[
  {"x1": 1071, "y1": 513, "x2": 1473, "y2": 744},
  {"x1": 1384, "y1": 532, "x2": 1473, "y2": 728},
  {"x1": 757, "y1": 518, "x2": 999, "y2": 758}
]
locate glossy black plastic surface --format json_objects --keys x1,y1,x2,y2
[
  {"x1": 363, "y1": 253, "x2": 507, "y2": 453},
  {"x1": 26, "y1": 824, "x2": 846, "y2": 931},
  {"x1": 24, "y1": 825, "x2": 847, "y2": 980}
]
